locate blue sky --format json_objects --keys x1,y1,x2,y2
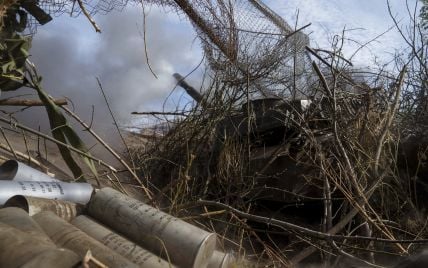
[
  {"x1": 20, "y1": 0, "x2": 417, "y2": 133},
  {"x1": 270, "y1": 0, "x2": 415, "y2": 66}
]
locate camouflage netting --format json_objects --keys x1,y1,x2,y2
[
  {"x1": 0, "y1": 0, "x2": 32, "y2": 92},
  {"x1": 0, "y1": 0, "x2": 100, "y2": 182},
  {"x1": 3, "y1": 0, "x2": 315, "y2": 99},
  {"x1": 147, "y1": 0, "x2": 314, "y2": 98},
  {"x1": 25, "y1": 0, "x2": 313, "y2": 97}
]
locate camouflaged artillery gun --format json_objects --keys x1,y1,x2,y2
[{"x1": 173, "y1": 73, "x2": 327, "y2": 207}]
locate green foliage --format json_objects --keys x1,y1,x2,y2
[
  {"x1": 0, "y1": 33, "x2": 31, "y2": 91},
  {"x1": 0, "y1": 3, "x2": 31, "y2": 92},
  {"x1": 33, "y1": 79, "x2": 99, "y2": 182},
  {"x1": 0, "y1": 2, "x2": 97, "y2": 182}
]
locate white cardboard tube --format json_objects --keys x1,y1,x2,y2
[
  {"x1": 0, "y1": 181, "x2": 94, "y2": 205},
  {"x1": 0, "y1": 160, "x2": 59, "y2": 182}
]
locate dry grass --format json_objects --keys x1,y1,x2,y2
[
  {"x1": 129, "y1": 58, "x2": 428, "y2": 267},
  {"x1": 2, "y1": 0, "x2": 428, "y2": 266}
]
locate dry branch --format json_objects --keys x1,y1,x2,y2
[
  {"x1": 131, "y1": 111, "x2": 186, "y2": 116},
  {"x1": 196, "y1": 200, "x2": 428, "y2": 244},
  {"x1": 76, "y1": 0, "x2": 101, "y2": 33},
  {"x1": 0, "y1": 98, "x2": 67, "y2": 106},
  {"x1": 61, "y1": 106, "x2": 153, "y2": 200},
  {"x1": 0, "y1": 116, "x2": 118, "y2": 172}
]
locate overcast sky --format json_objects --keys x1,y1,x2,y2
[{"x1": 9, "y1": 0, "x2": 417, "y2": 141}]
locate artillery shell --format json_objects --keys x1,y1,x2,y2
[
  {"x1": 21, "y1": 248, "x2": 81, "y2": 268},
  {"x1": 72, "y1": 215, "x2": 175, "y2": 267},
  {"x1": 87, "y1": 187, "x2": 217, "y2": 268},
  {"x1": 0, "y1": 222, "x2": 63, "y2": 267},
  {"x1": 4, "y1": 195, "x2": 84, "y2": 221},
  {"x1": 208, "y1": 251, "x2": 234, "y2": 268},
  {"x1": 33, "y1": 211, "x2": 139, "y2": 268},
  {"x1": 0, "y1": 207, "x2": 54, "y2": 245}
]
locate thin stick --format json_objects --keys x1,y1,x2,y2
[
  {"x1": 82, "y1": 250, "x2": 107, "y2": 268},
  {"x1": 131, "y1": 111, "x2": 186, "y2": 116},
  {"x1": 96, "y1": 78, "x2": 135, "y2": 168},
  {"x1": 0, "y1": 142, "x2": 43, "y2": 168},
  {"x1": 232, "y1": 22, "x2": 311, "y2": 37},
  {"x1": 180, "y1": 210, "x2": 227, "y2": 220},
  {"x1": 61, "y1": 105, "x2": 153, "y2": 200},
  {"x1": 197, "y1": 200, "x2": 420, "y2": 242},
  {"x1": 374, "y1": 66, "x2": 406, "y2": 175},
  {"x1": 75, "y1": 0, "x2": 101, "y2": 33},
  {"x1": 140, "y1": 1, "x2": 158, "y2": 79},
  {"x1": 323, "y1": 171, "x2": 333, "y2": 232},
  {"x1": 21, "y1": 130, "x2": 31, "y2": 165},
  {"x1": 330, "y1": 241, "x2": 383, "y2": 268},
  {"x1": 312, "y1": 60, "x2": 405, "y2": 252},
  {"x1": 0, "y1": 127, "x2": 17, "y2": 159},
  {"x1": 0, "y1": 116, "x2": 118, "y2": 172},
  {"x1": 0, "y1": 98, "x2": 67, "y2": 106}
]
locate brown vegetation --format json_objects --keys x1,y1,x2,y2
[{"x1": 1, "y1": 0, "x2": 428, "y2": 267}]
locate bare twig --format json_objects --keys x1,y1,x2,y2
[
  {"x1": 0, "y1": 127, "x2": 17, "y2": 160},
  {"x1": 96, "y1": 78, "x2": 135, "y2": 168},
  {"x1": 21, "y1": 130, "x2": 31, "y2": 165},
  {"x1": 0, "y1": 98, "x2": 67, "y2": 106},
  {"x1": 196, "y1": 200, "x2": 428, "y2": 244},
  {"x1": 0, "y1": 142, "x2": 42, "y2": 168},
  {"x1": 131, "y1": 111, "x2": 187, "y2": 116},
  {"x1": 61, "y1": 105, "x2": 153, "y2": 200},
  {"x1": 374, "y1": 66, "x2": 407, "y2": 175},
  {"x1": 140, "y1": 1, "x2": 158, "y2": 79},
  {"x1": 0, "y1": 116, "x2": 118, "y2": 172},
  {"x1": 75, "y1": 0, "x2": 101, "y2": 33}
]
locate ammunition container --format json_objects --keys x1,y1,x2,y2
[
  {"x1": 0, "y1": 222, "x2": 78, "y2": 267},
  {"x1": 87, "y1": 187, "x2": 217, "y2": 268},
  {"x1": 72, "y1": 215, "x2": 175, "y2": 267},
  {"x1": 4, "y1": 195, "x2": 84, "y2": 221},
  {"x1": 0, "y1": 207, "x2": 54, "y2": 245},
  {"x1": 33, "y1": 211, "x2": 139, "y2": 268},
  {"x1": 21, "y1": 248, "x2": 81, "y2": 268},
  {"x1": 208, "y1": 251, "x2": 233, "y2": 268}
]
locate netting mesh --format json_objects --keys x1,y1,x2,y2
[
  {"x1": 234, "y1": 0, "x2": 312, "y2": 97},
  {"x1": 149, "y1": 0, "x2": 314, "y2": 97},
  {"x1": 38, "y1": 0, "x2": 127, "y2": 17},
  {"x1": 29, "y1": 0, "x2": 313, "y2": 96},
  {"x1": 24, "y1": 0, "x2": 131, "y2": 34}
]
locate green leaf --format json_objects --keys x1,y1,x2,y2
[
  {"x1": 0, "y1": 33, "x2": 31, "y2": 91},
  {"x1": 34, "y1": 80, "x2": 99, "y2": 182}
]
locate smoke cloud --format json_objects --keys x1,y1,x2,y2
[{"x1": 4, "y1": 5, "x2": 203, "y2": 145}]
